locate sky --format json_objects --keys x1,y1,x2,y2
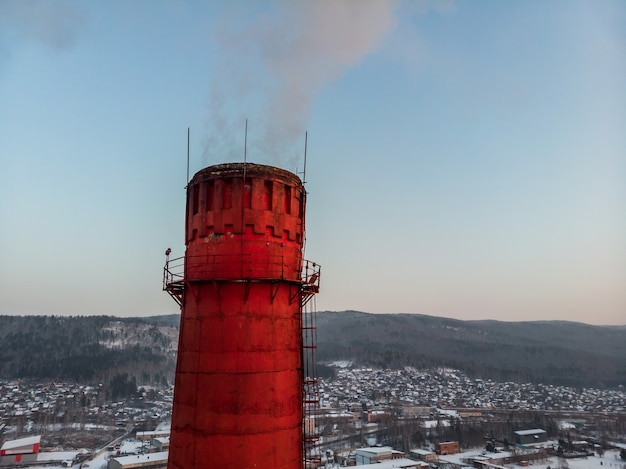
[{"x1": 0, "y1": 0, "x2": 624, "y2": 325}]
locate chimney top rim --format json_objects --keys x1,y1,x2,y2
[{"x1": 191, "y1": 162, "x2": 302, "y2": 186}]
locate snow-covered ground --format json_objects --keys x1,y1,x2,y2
[
  {"x1": 22, "y1": 448, "x2": 626, "y2": 469},
  {"x1": 20, "y1": 438, "x2": 148, "y2": 469},
  {"x1": 439, "y1": 448, "x2": 626, "y2": 469}
]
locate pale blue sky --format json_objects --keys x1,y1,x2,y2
[{"x1": 1, "y1": 0, "x2": 624, "y2": 324}]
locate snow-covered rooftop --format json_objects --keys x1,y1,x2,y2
[
  {"x1": 109, "y1": 450, "x2": 169, "y2": 465},
  {"x1": 356, "y1": 446, "x2": 395, "y2": 455},
  {"x1": 514, "y1": 428, "x2": 547, "y2": 435},
  {"x1": 356, "y1": 457, "x2": 428, "y2": 468},
  {"x1": 1, "y1": 435, "x2": 41, "y2": 450}
]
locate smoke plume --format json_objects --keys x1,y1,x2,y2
[
  {"x1": 204, "y1": 0, "x2": 397, "y2": 167},
  {"x1": 0, "y1": 0, "x2": 82, "y2": 51}
]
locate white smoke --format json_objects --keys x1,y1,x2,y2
[
  {"x1": 203, "y1": 0, "x2": 398, "y2": 166},
  {"x1": 0, "y1": 0, "x2": 82, "y2": 50}
]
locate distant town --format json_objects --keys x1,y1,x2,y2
[
  {"x1": 1, "y1": 363, "x2": 625, "y2": 468},
  {"x1": 320, "y1": 364, "x2": 626, "y2": 413}
]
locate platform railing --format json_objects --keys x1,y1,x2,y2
[{"x1": 162, "y1": 253, "x2": 321, "y2": 307}]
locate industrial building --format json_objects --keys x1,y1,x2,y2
[
  {"x1": 150, "y1": 437, "x2": 169, "y2": 453},
  {"x1": 164, "y1": 163, "x2": 320, "y2": 469},
  {"x1": 135, "y1": 430, "x2": 170, "y2": 442},
  {"x1": 0, "y1": 435, "x2": 40, "y2": 466},
  {"x1": 410, "y1": 448, "x2": 437, "y2": 462},
  {"x1": 357, "y1": 458, "x2": 428, "y2": 468},
  {"x1": 514, "y1": 429, "x2": 547, "y2": 445},
  {"x1": 355, "y1": 446, "x2": 405, "y2": 465},
  {"x1": 107, "y1": 451, "x2": 168, "y2": 469},
  {"x1": 436, "y1": 441, "x2": 460, "y2": 455}
]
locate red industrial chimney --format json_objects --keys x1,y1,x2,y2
[{"x1": 164, "y1": 162, "x2": 320, "y2": 468}]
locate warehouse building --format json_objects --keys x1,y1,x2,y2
[
  {"x1": 107, "y1": 451, "x2": 168, "y2": 469},
  {"x1": 355, "y1": 446, "x2": 405, "y2": 465},
  {"x1": 410, "y1": 448, "x2": 437, "y2": 462},
  {"x1": 514, "y1": 429, "x2": 547, "y2": 445},
  {"x1": 436, "y1": 441, "x2": 460, "y2": 455},
  {"x1": 0, "y1": 435, "x2": 40, "y2": 466}
]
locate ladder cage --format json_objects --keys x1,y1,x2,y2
[{"x1": 301, "y1": 263, "x2": 321, "y2": 468}]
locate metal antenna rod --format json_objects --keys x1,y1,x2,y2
[
  {"x1": 186, "y1": 127, "x2": 190, "y2": 186},
  {"x1": 244, "y1": 118, "x2": 248, "y2": 163},
  {"x1": 243, "y1": 118, "x2": 248, "y2": 178},
  {"x1": 303, "y1": 131, "x2": 308, "y2": 184}
]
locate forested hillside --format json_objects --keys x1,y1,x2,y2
[
  {"x1": 0, "y1": 312, "x2": 624, "y2": 389},
  {"x1": 0, "y1": 315, "x2": 177, "y2": 385},
  {"x1": 316, "y1": 311, "x2": 626, "y2": 388}
]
